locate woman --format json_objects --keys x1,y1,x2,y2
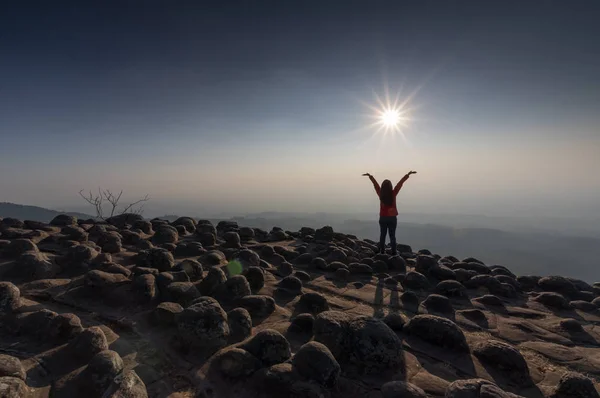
[{"x1": 363, "y1": 170, "x2": 417, "y2": 255}]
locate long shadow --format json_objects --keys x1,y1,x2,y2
[
  {"x1": 389, "y1": 288, "x2": 400, "y2": 312},
  {"x1": 373, "y1": 280, "x2": 385, "y2": 318},
  {"x1": 477, "y1": 360, "x2": 545, "y2": 398}
]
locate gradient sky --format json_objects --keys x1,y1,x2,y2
[{"x1": 1, "y1": 1, "x2": 599, "y2": 218}]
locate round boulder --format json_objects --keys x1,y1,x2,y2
[
  {"x1": 297, "y1": 292, "x2": 330, "y2": 314},
  {"x1": 244, "y1": 266, "x2": 265, "y2": 292},
  {"x1": 435, "y1": 280, "x2": 467, "y2": 298},
  {"x1": 227, "y1": 307, "x2": 252, "y2": 343},
  {"x1": 240, "y1": 329, "x2": 291, "y2": 367},
  {"x1": 404, "y1": 314, "x2": 469, "y2": 352},
  {"x1": 0, "y1": 354, "x2": 25, "y2": 381},
  {"x1": 0, "y1": 282, "x2": 20, "y2": 314},
  {"x1": 381, "y1": 381, "x2": 428, "y2": 398},
  {"x1": 67, "y1": 326, "x2": 109, "y2": 361},
  {"x1": 153, "y1": 302, "x2": 183, "y2": 326},
  {"x1": 550, "y1": 371, "x2": 600, "y2": 398},
  {"x1": 199, "y1": 267, "x2": 227, "y2": 296},
  {"x1": 473, "y1": 340, "x2": 531, "y2": 387},
  {"x1": 81, "y1": 350, "x2": 124, "y2": 395},
  {"x1": 292, "y1": 341, "x2": 340, "y2": 388},
  {"x1": 177, "y1": 299, "x2": 229, "y2": 352}
]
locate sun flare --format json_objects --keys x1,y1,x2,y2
[{"x1": 381, "y1": 108, "x2": 401, "y2": 128}]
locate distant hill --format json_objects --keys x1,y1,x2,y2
[{"x1": 0, "y1": 202, "x2": 94, "y2": 223}]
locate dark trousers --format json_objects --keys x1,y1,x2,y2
[{"x1": 379, "y1": 216, "x2": 397, "y2": 254}]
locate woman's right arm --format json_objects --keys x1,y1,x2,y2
[{"x1": 367, "y1": 174, "x2": 381, "y2": 195}]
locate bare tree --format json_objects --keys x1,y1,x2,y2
[{"x1": 79, "y1": 188, "x2": 150, "y2": 219}]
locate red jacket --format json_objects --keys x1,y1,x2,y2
[{"x1": 370, "y1": 175, "x2": 409, "y2": 217}]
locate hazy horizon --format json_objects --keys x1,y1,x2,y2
[{"x1": 2, "y1": 1, "x2": 599, "y2": 220}]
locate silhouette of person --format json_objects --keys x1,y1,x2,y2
[{"x1": 363, "y1": 171, "x2": 417, "y2": 255}]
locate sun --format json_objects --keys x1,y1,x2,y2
[{"x1": 381, "y1": 108, "x2": 401, "y2": 128}]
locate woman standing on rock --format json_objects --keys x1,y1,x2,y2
[{"x1": 363, "y1": 171, "x2": 417, "y2": 255}]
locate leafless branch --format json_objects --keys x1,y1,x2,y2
[{"x1": 78, "y1": 188, "x2": 150, "y2": 219}]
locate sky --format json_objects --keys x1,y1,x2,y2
[{"x1": 1, "y1": 1, "x2": 599, "y2": 219}]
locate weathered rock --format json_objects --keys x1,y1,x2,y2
[
  {"x1": 222, "y1": 231, "x2": 241, "y2": 248},
  {"x1": 240, "y1": 329, "x2": 291, "y2": 367},
  {"x1": 15, "y1": 251, "x2": 59, "y2": 280},
  {"x1": 534, "y1": 292, "x2": 571, "y2": 309},
  {"x1": 106, "y1": 213, "x2": 144, "y2": 229},
  {"x1": 208, "y1": 347, "x2": 262, "y2": 379},
  {"x1": 381, "y1": 381, "x2": 428, "y2": 398},
  {"x1": 569, "y1": 300, "x2": 598, "y2": 312},
  {"x1": 0, "y1": 355, "x2": 25, "y2": 381},
  {"x1": 404, "y1": 271, "x2": 431, "y2": 290},
  {"x1": 84, "y1": 270, "x2": 129, "y2": 290},
  {"x1": 400, "y1": 291, "x2": 420, "y2": 311},
  {"x1": 404, "y1": 315, "x2": 469, "y2": 352},
  {"x1": 289, "y1": 313, "x2": 314, "y2": 334},
  {"x1": 314, "y1": 314, "x2": 404, "y2": 377},
  {"x1": 297, "y1": 292, "x2": 330, "y2": 314},
  {"x1": 80, "y1": 350, "x2": 124, "y2": 396},
  {"x1": 452, "y1": 261, "x2": 491, "y2": 274},
  {"x1": 49, "y1": 313, "x2": 84, "y2": 341},
  {"x1": 67, "y1": 326, "x2": 109, "y2": 361},
  {"x1": 217, "y1": 275, "x2": 251, "y2": 301},
  {"x1": 293, "y1": 270, "x2": 311, "y2": 282},
  {"x1": 173, "y1": 259, "x2": 203, "y2": 281},
  {"x1": 538, "y1": 276, "x2": 579, "y2": 298},
  {"x1": 292, "y1": 341, "x2": 340, "y2": 388},
  {"x1": 177, "y1": 299, "x2": 229, "y2": 352},
  {"x1": 236, "y1": 295, "x2": 276, "y2": 319},
  {"x1": 244, "y1": 266, "x2": 265, "y2": 292},
  {"x1": 50, "y1": 214, "x2": 77, "y2": 226},
  {"x1": 227, "y1": 308, "x2": 252, "y2": 343},
  {"x1": 421, "y1": 294, "x2": 454, "y2": 314},
  {"x1": 165, "y1": 282, "x2": 200, "y2": 306},
  {"x1": 61, "y1": 225, "x2": 89, "y2": 242},
  {"x1": 415, "y1": 254, "x2": 438, "y2": 275},
  {"x1": 18, "y1": 309, "x2": 58, "y2": 336},
  {"x1": 144, "y1": 248, "x2": 175, "y2": 272},
  {"x1": 445, "y1": 378, "x2": 499, "y2": 398},
  {"x1": 0, "y1": 376, "x2": 29, "y2": 398},
  {"x1": 277, "y1": 275, "x2": 302, "y2": 294},
  {"x1": 2, "y1": 239, "x2": 38, "y2": 258},
  {"x1": 0, "y1": 282, "x2": 20, "y2": 314},
  {"x1": 549, "y1": 371, "x2": 600, "y2": 398},
  {"x1": 383, "y1": 312, "x2": 406, "y2": 331},
  {"x1": 473, "y1": 340, "x2": 531, "y2": 386},
  {"x1": 430, "y1": 265, "x2": 457, "y2": 281},
  {"x1": 153, "y1": 302, "x2": 183, "y2": 326},
  {"x1": 101, "y1": 369, "x2": 148, "y2": 398},
  {"x1": 435, "y1": 280, "x2": 467, "y2": 298},
  {"x1": 199, "y1": 267, "x2": 227, "y2": 296},
  {"x1": 474, "y1": 294, "x2": 504, "y2": 307}
]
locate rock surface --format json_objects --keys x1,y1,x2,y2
[{"x1": 0, "y1": 217, "x2": 597, "y2": 398}]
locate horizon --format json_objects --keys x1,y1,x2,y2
[{"x1": 2, "y1": 1, "x2": 600, "y2": 220}]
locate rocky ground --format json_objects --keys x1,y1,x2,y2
[{"x1": 0, "y1": 213, "x2": 599, "y2": 398}]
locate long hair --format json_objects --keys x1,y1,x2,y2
[{"x1": 380, "y1": 179, "x2": 394, "y2": 206}]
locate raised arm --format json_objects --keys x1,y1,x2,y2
[
  {"x1": 393, "y1": 170, "x2": 417, "y2": 194},
  {"x1": 363, "y1": 173, "x2": 380, "y2": 195}
]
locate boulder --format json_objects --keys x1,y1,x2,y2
[
  {"x1": 473, "y1": 340, "x2": 531, "y2": 387},
  {"x1": 207, "y1": 347, "x2": 262, "y2": 379},
  {"x1": 404, "y1": 271, "x2": 431, "y2": 290},
  {"x1": 420, "y1": 294, "x2": 454, "y2": 315},
  {"x1": 383, "y1": 312, "x2": 406, "y2": 331},
  {"x1": 435, "y1": 280, "x2": 467, "y2": 298},
  {"x1": 244, "y1": 266, "x2": 265, "y2": 292},
  {"x1": 277, "y1": 276, "x2": 302, "y2": 295},
  {"x1": 0, "y1": 282, "x2": 20, "y2": 314},
  {"x1": 381, "y1": 381, "x2": 428, "y2": 398},
  {"x1": 292, "y1": 341, "x2": 340, "y2": 388},
  {"x1": 173, "y1": 259, "x2": 203, "y2": 281},
  {"x1": 2, "y1": 239, "x2": 38, "y2": 258},
  {"x1": 177, "y1": 299, "x2": 229, "y2": 352},
  {"x1": 101, "y1": 369, "x2": 148, "y2": 398},
  {"x1": 165, "y1": 282, "x2": 200, "y2": 306},
  {"x1": 288, "y1": 313, "x2": 314, "y2": 334},
  {"x1": 415, "y1": 254, "x2": 438, "y2": 275},
  {"x1": 538, "y1": 276, "x2": 579, "y2": 298},
  {"x1": 297, "y1": 292, "x2": 330, "y2": 314},
  {"x1": 227, "y1": 308, "x2": 252, "y2": 343},
  {"x1": 534, "y1": 292, "x2": 571, "y2": 309},
  {"x1": 50, "y1": 214, "x2": 77, "y2": 226},
  {"x1": 240, "y1": 329, "x2": 291, "y2": 367},
  {"x1": 0, "y1": 376, "x2": 29, "y2": 398},
  {"x1": 0, "y1": 354, "x2": 25, "y2": 381},
  {"x1": 313, "y1": 313, "x2": 404, "y2": 377},
  {"x1": 199, "y1": 267, "x2": 228, "y2": 296},
  {"x1": 49, "y1": 313, "x2": 84, "y2": 341},
  {"x1": 153, "y1": 302, "x2": 183, "y2": 326},
  {"x1": 15, "y1": 251, "x2": 59, "y2": 280},
  {"x1": 80, "y1": 350, "x2": 124, "y2": 395},
  {"x1": 67, "y1": 326, "x2": 109, "y2": 361},
  {"x1": 404, "y1": 315, "x2": 469, "y2": 352},
  {"x1": 236, "y1": 295, "x2": 276, "y2": 319},
  {"x1": 549, "y1": 371, "x2": 600, "y2": 398},
  {"x1": 84, "y1": 270, "x2": 129, "y2": 290}
]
